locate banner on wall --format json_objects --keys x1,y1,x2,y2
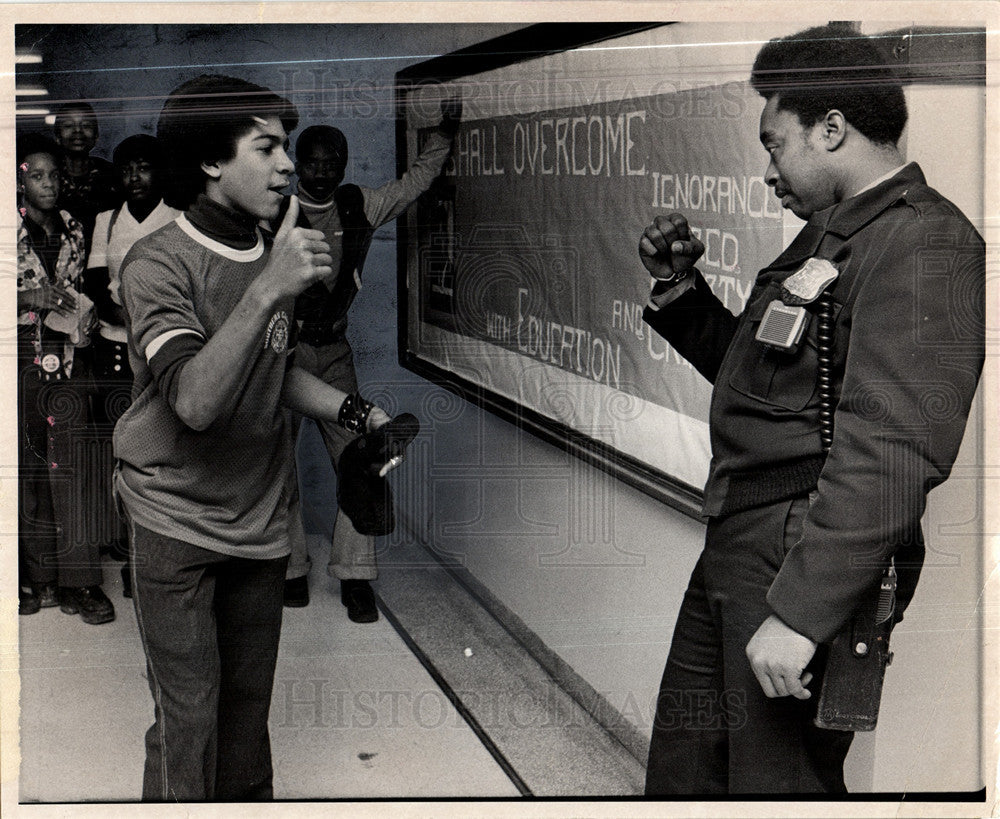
[
  {"x1": 400, "y1": 28, "x2": 788, "y2": 504},
  {"x1": 418, "y1": 83, "x2": 782, "y2": 408}
]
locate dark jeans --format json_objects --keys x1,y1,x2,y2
[
  {"x1": 18, "y1": 341, "x2": 103, "y2": 588},
  {"x1": 129, "y1": 521, "x2": 288, "y2": 801},
  {"x1": 89, "y1": 334, "x2": 133, "y2": 551},
  {"x1": 645, "y1": 496, "x2": 854, "y2": 794}
]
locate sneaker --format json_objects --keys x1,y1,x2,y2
[
  {"x1": 35, "y1": 582, "x2": 59, "y2": 608},
  {"x1": 341, "y1": 579, "x2": 378, "y2": 623},
  {"x1": 283, "y1": 576, "x2": 309, "y2": 608},
  {"x1": 60, "y1": 585, "x2": 115, "y2": 625},
  {"x1": 19, "y1": 586, "x2": 40, "y2": 616}
]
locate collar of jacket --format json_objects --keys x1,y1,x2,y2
[{"x1": 766, "y1": 162, "x2": 925, "y2": 272}]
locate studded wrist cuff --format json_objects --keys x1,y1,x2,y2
[{"x1": 338, "y1": 392, "x2": 375, "y2": 434}]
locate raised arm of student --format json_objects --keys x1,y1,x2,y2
[{"x1": 362, "y1": 97, "x2": 462, "y2": 228}]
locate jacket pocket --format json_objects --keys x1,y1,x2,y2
[{"x1": 727, "y1": 287, "x2": 841, "y2": 412}]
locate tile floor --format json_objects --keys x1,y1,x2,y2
[
  {"x1": 16, "y1": 542, "x2": 520, "y2": 803},
  {"x1": 15, "y1": 421, "x2": 643, "y2": 805}
]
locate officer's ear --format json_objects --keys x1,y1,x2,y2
[{"x1": 819, "y1": 110, "x2": 848, "y2": 151}]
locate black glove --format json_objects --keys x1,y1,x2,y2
[{"x1": 337, "y1": 413, "x2": 420, "y2": 536}]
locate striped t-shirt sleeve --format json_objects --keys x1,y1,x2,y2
[{"x1": 120, "y1": 253, "x2": 207, "y2": 403}]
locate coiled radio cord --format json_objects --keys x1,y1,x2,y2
[
  {"x1": 816, "y1": 292, "x2": 835, "y2": 453},
  {"x1": 815, "y1": 291, "x2": 897, "y2": 615}
]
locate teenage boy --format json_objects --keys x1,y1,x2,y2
[
  {"x1": 16, "y1": 132, "x2": 112, "y2": 623},
  {"x1": 285, "y1": 97, "x2": 460, "y2": 619},
  {"x1": 86, "y1": 134, "x2": 180, "y2": 594},
  {"x1": 113, "y1": 74, "x2": 397, "y2": 801}
]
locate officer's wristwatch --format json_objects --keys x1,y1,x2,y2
[{"x1": 652, "y1": 267, "x2": 691, "y2": 285}]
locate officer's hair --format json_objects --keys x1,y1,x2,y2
[
  {"x1": 750, "y1": 23, "x2": 907, "y2": 145},
  {"x1": 295, "y1": 125, "x2": 348, "y2": 165},
  {"x1": 157, "y1": 74, "x2": 299, "y2": 210}
]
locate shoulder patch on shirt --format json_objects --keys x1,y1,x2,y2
[{"x1": 265, "y1": 310, "x2": 290, "y2": 353}]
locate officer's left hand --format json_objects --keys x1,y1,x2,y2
[{"x1": 746, "y1": 614, "x2": 818, "y2": 700}]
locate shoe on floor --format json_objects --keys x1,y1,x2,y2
[
  {"x1": 121, "y1": 564, "x2": 133, "y2": 599},
  {"x1": 60, "y1": 585, "x2": 115, "y2": 625},
  {"x1": 19, "y1": 586, "x2": 40, "y2": 616},
  {"x1": 20, "y1": 582, "x2": 59, "y2": 614},
  {"x1": 341, "y1": 579, "x2": 378, "y2": 623},
  {"x1": 35, "y1": 582, "x2": 59, "y2": 608},
  {"x1": 283, "y1": 575, "x2": 310, "y2": 608}
]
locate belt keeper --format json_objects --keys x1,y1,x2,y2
[{"x1": 338, "y1": 392, "x2": 374, "y2": 434}]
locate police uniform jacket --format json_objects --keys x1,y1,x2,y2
[{"x1": 643, "y1": 163, "x2": 985, "y2": 644}]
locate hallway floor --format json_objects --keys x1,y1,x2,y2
[
  {"x1": 17, "y1": 549, "x2": 521, "y2": 802},
  {"x1": 16, "y1": 536, "x2": 645, "y2": 804},
  {"x1": 15, "y1": 420, "x2": 645, "y2": 805}
]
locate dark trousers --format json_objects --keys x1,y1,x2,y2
[
  {"x1": 18, "y1": 343, "x2": 103, "y2": 588},
  {"x1": 645, "y1": 496, "x2": 854, "y2": 794},
  {"x1": 88, "y1": 334, "x2": 133, "y2": 552},
  {"x1": 129, "y1": 521, "x2": 288, "y2": 801}
]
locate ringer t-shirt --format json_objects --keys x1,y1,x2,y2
[{"x1": 113, "y1": 198, "x2": 295, "y2": 559}]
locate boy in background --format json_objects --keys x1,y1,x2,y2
[
  {"x1": 52, "y1": 100, "x2": 122, "y2": 255},
  {"x1": 285, "y1": 96, "x2": 460, "y2": 619},
  {"x1": 85, "y1": 134, "x2": 180, "y2": 594}
]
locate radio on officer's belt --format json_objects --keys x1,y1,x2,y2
[{"x1": 755, "y1": 257, "x2": 840, "y2": 353}]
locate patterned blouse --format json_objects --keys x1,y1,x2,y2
[{"x1": 17, "y1": 209, "x2": 86, "y2": 376}]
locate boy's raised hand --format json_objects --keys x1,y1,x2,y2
[
  {"x1": 440, "y1": 95, "x2": 463, "y2": 136},
  {"x1": 263, "y1": 195, "x2": 333, "y2": 298}
]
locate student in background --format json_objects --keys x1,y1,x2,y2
[
  {"x1": 52, "y1": 101, "x2": 123, "y2": 257},
  {"x1": 85, "y1": 134, "x2": 180, "y2": 595},
  {"x1": 284, "y1": 96, "x2": 460, "y2": 619},
  {"x1": 16, "y1": 132, "x2": 112, "y2": 624}
]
